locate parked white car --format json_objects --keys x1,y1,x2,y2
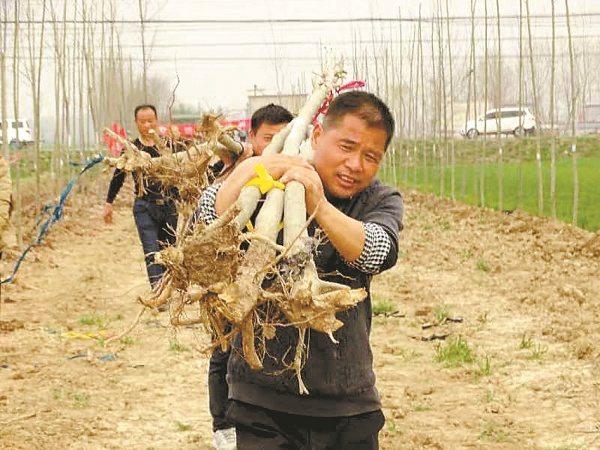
[
  {"x1": 460, "y1": 107, "x2": 537, "y2": 139},
  {"x1": 0, "y1": 118, "x2": 35, "y2": 146}
]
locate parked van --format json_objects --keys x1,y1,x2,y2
[
  {"x1": 460, "y1": 107, "x2": 537, "y2": 139},
  {"x1": 0, "y1": 118, "x2": 35, "y2": 146}
]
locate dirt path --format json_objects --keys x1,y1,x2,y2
[
  {"x1": 1, "y1": 188, "x2": 214, "y2": 450},
  {"x1": 1, "y1": 183, "x2": 599, "y2": 450}
]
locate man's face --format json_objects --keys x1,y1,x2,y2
[
  {"x1": 135, "y1": 108, "x2": 158, "y2": 140},
  {"x1": 249, "y1": 121, "x2": 288, "y2": 155},
  {"x1": 312, "y1": 113, "x2": 387, "y2": 199}
]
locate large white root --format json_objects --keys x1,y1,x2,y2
[{"x1": 119, "y1": 59, "x2": 367, "y2": 395}]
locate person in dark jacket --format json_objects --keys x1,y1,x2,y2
[
  {"x1": 196, "y1": 90, "x2": 403, "y2": 449},
  {"x1": 103, "y1": 104, "x2": 179, "y2": 289}
]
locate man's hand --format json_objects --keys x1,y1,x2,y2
[
  {"x1": 239, "y1": 142, "x2": 254, "y2": 161},
  {"x1": 280, "y1": 165, "x2": 325, "y2": 214},
  {"x1": 280, "y1": 163, "x2": 366, "y2": 263},
  {"x1": 214, "y1": 154, "x2": 312, "y2": 215},
  {"x1": 217, "y1": 142, "x2": 253, "y2": 170},
  {"x1": 103, "y1": 203, "x2": 114, "y2": 225}
]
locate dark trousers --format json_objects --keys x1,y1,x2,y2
[
  {"x1": 227, "y1": 400, "x2": 385, "y2": 450},
  {"x1": 132, "y1": 197, "x2": 178, "y2": 287},
  {"x1": 209, "y1": 344, "x2": 234, "y2": 431}
]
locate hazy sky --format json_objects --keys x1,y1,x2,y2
[
  {"x1": 4, "y1": 0, "x2": 600, "y2": 119},
  {"x1": 118, "y1": 0, "x2": 600, "y2": 116}
]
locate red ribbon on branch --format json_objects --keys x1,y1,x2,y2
[
  {"x1": 102, "y1": 122, "x2": 127, "y2": 156},
  {"x1": 311, "y1": 80, "x2": 366, "y2": 125}
]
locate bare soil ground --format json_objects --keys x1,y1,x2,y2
[{"x1": 1, "y1": 180, "x2": 599, "y2": 450}]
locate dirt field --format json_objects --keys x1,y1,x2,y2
[{"x1": 1, "y1": 180, "x2": 599, "y2": 450}]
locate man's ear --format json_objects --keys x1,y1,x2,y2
[
  {"x1": 248, "y1": 129, "x2": 257, "y2": 146},
  {"x1": 311, "y1": 123, "x2": 323, "y2": 147}
]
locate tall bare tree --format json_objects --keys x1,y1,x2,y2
[
  {"x1": 444, "y1": 0, "x2": 456, "y2": 200},
  {"x1": 495, "y1": 0, "x2": 503, "y2": 212},
  {"x1": 481, "y1": 0, "x2": 489, "y2": 208},
  {"x1": 549, "y1": 0, "x2": 557, "y2": 218},
  {"x1": 23, "y1": 0, "x2": 47, "y2": 205},
  {"x1": 1, "y1": 1, "x2": 10, "y2": 161},
  {"x1": 436, "y1": 1, "x2": 448, "y2": 197},
  {"x1": 525, "y1": 0, "x2": 544, "y2": 216},
  {"x1": 138, "y1": 0, "x2": 148, "y2": 101},
  {"x1": 12, "y1": 0, "x2": 23, "y2": 246},
  {"x1": 565, "y1": 0, "x2": 579, "y2": 226},
  {"x1": 407, "y1": 23, "x2": 418, "y2": 187},
  {"x1": 417, "y1": 7, "x2": 427, "y2": 186},
  {"x1": 517, "y1": 0, "x2": 525, "y2": 208}
]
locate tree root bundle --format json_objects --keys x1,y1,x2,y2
[
  {"x1": 143, "y1": 207, "x2": 366, "y2": 393},
  {"x1": 104, "y1": 59, "x2": 368, "y2": 393},
  {"x1": 134, "y1": 58, "x2": 368, "y2": 393},
  {"x1": 102, "y1": 113, "x2": 243, "y2": 210}
]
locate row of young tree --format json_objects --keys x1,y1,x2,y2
[
  {"x1": 0, "y1": 0, "x2": 594, "y2": 240},
  {"x1": 351, "y1": 0, "x2": 586, "y2": 227},
  {"x1": 0, "y1": 0, "x2": 174, "y2": 245}
]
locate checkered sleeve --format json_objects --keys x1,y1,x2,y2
[
  {"x1": 345, "y1": 222, "x2": 392, "y2": 274},
  {"x1": 191, "y1": 183, "x2": 222, "y2": 226}
]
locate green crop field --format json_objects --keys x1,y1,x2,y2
[{"x1": 383, "y1": 136, "x2": 600, "y2": 232}]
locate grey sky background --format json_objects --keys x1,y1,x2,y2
[
  {"x1": 4, "y1": 0, "x2": 600, "y2": 119},
  {"x1": 129, "y1": 0, "x2": 600, "y2": 117}
]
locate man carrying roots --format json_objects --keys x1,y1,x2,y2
[
  {"x1": 208, "y1": 103, "x2": 294, "y2": 450},
  {"x1": 196, "y1": 91, "x2": 403, "y2": 449},
  {"x1": 103, "y1": 105, "x2": 179, "y2": 291}
]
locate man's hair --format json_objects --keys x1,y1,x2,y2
[
  {"x1": 323, "y1": 91, "x2": 395, "y2": 149},
  {"x1": 251, "y1": 104, "x2": 293, "y2": 133},
  {"x1": 134, "y1": 104, "x2": 158, "y2": 120}
]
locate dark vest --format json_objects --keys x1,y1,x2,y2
[{"x1": 227, "y1": 179, "x2": 403, "y2": 417}]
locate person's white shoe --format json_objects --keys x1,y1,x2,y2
[{"x1": 213, "y1": 427, "x2": 236, "y2": 450}]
